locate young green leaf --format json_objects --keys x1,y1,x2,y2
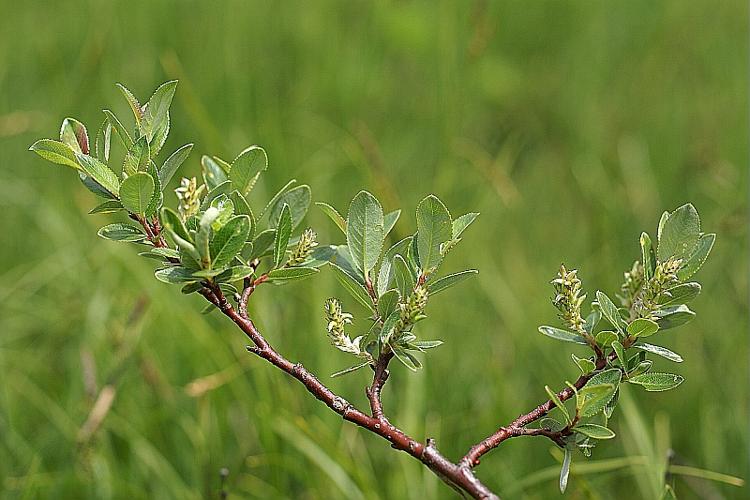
[
  {"x1": 392, "y1": 254, "x2": 414, "y2": 299},
  {"x1": 197, "y1": 207, "x2": 220, "y2": 269},
  {"x1": 144, "y1": 163, "x2": 162, "y2": 217},
  {"x1": 659, "y1": 282, "x2": 701, "y2": 307},
  {"x1": 626, "y1": 351, "x2": 647, "y2": 371},
  {"x1": 409, "y1": 340, "x2": 443, "y2": 351},
  {"x1": 346, "y1": 191, "x2": 385, "y2": 277},
  {"x1": 415, "y1": 195, "x2": 452, "y2": 273},
  {"x1": 161, "y1": 207, "x2": 192, "y2": 242},
  {"x1": 295, "y1": 245, "x2": 336, "y2": 268},
  {"x1": 148, "y1": 247, "x2": 180, "y2": 259},
  {"x1": 230, "y1": 145, "x2": 268, "y2": 195},
  {"x1": 202, "y1": 155, "x2": 229, "y2": 191},
  {"x1": 159, "y1": 143, "x2": 194, "y2": 185},
  {"x1": 270, "y1": 185, "x2": 311, "y2": 229},
  {"x1": 380, "y1": 310, "x2": 401, "y2": 344},
  {"x1": 595, "y1": 330, "x2": 618, "y2": 347},
  {"x1": 427, "y1": 270, "x2": 478, "y2": 296},
  {"x1": 154, "y1": 266, "x2": 196, "y2": 284},
  {"x1": 452, "y1": 212, "x2": 479, "y2": 240},
  {"x1": 116, "y1": 83, "x2": 143, "y2": 124},
  {"x1": 59, "y1": 117, "x2": 89, "y2": 154},
  {"x1": 119, "y1": 172, "x2": 155, "y2": 214},
  {"x1": 141, "y1": 80, "x2": 177, "y2": 142},
  {"x1": 584, "y1": 310, "x2": 601, "y2": 335},
  {"x1": 29, "y1": 140, "x2": 80, "y2": 170},
  {"x1": 383, "y1": 209, "x2": 401, "y2": 238},
  {"x1": 378, "y1": 289, "x2": 400, "y2": 319},
  {"x1": 574, "y1": 423, "x2": 615, "y2": 440},
  {"x1": 633, "y1": 343, "x2": 683, "y2": 363},
  {"x1": 267, "y1": 267, "x2": 319, "y2": 283},
  {"x1": 538, "y1": 326, "x2": 587, "y2": 345},
  {"x1": 627, "y1": 360, "x2": 653, "y2": 377},
  {"x1": 260, "y1": 179, "x2": 297, "y2": 220},
  {"x1": 200, "y1": 188, "x2": 231, "y2": 219},
  {"x1": 273, "y1": 204, "x2": 292, "y2": 268},
  {"x1": 250, "y1": 229, "x2": 277, "y2": 259},
  {"x1": 677, "y1": 233, "x2": 715, "y2": 280},
  {"x1": 316, "y1": 202, "x2": 347, "y2": 234},
  {"x1": 330, "y1": 263, "x2": 374, "y2": 311},
  {"x1": 210, "y1": 215, "x2": 251, "y2": 268},
  {"x1": 596, "y1": 290, "x2": 626, "y2": 333},
  {"x1": 89, "y1": 200, "x2": 124, "y2": 214},
  {"x1": 80, "y1": 173, "x2": 116, "y2": 201},
  {"x1": 122, "y1": 136, "x2": 150, "y2": 176},
  {"x1": 612, "y1": 341, "x2": 626, "y2": 367},
  {"x1": 640, "y1": 232, "x2": 656, "y2": 280},
  {"x1": 571, "y1": 353, "x2": 596, "y2": 374},
  {"x1": 75, "y1": 153, "x2": 119, "y2": 196},
  {"x1": 579, "y1": 383, "x2": 616, "y2": 416},
  {"x1": 331, "y1": 362, "x2": 371, "y2": 378},
  {"x1": 626, "y1": 318, "x2": 659, "y2": 338},
  {"x1": 97, "y1": 223, "x2": 145, "y2": 242},
  {"x1": 216, "y1": 265, "x2": 255, "y2": 282},
  {"x1": 581, "y1": 369, "x2": 621, "y2": 416},
  {"x1": 94, "y1": 119, "x2": 112, "y2": 163},
  {"x1": 559, "y1": 448, "x2": 572, "y2": 493},
  {"x1": 377, "y1": 236, "x2": 413, "y2": 296},
  {"x1": 545, "y1": 385, "x2": 570, "y2": 424},
  {"x1": 604, "y1": 388, "x2": 619, "y2": 419},
  {"x1": 151, "y1": 113, "x2": 170, "y2": 156},
  {"x1": 228, "y1": 191, "x2": 255, "y2": 237},
  {"x1": 391, "y1": 345, "x2": 420, "y2": 371},
  {"x1": 102, "y1": 109, "x2": 133, "y2": 148},
  {"x1": 653, "y1": 305, "x2": 695, "y2": 329},
  {"x1": 657, "y1": 203, "x2": 700, "y2": 261},
  {"x1": 628, "y1": 372, "x2": 684, "y2": 391}
]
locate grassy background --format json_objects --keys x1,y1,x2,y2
[{"x1": 0, "y1": 0, "x2": 747, "y2": 498}]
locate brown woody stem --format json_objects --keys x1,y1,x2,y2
[{"x1": 136, "y1": 216, "x2": 621, "y2": 499}]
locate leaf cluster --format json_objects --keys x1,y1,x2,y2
[
  {"x1": 537, "y1": 204, "x2": 715, "y2": 491},
  {"x1": 318, "y1": 192, "x2": 478, "y2": 375}
]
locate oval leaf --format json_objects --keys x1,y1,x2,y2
[
  {"x1": 29, "y1": 140, "x2": 80, "y2": 170},
  {"x1": 627, "y1": 318, "x2": 659, "y2": 338},
  {"x1": 159, "y1": 143, "x2": 194, "y2": 185},
  {"x1": 316, "y1": 202, "x2": 347, "y2": 234},
  {"x1": 657, "y1": 203, "x2": 700, "y2": 261},
  {"x1": 273, "y1": 204, "x2": 292, "y2": 268},
  {"x1": 270, "y1": 185, "x2": 311, "y2": 229},
  {"x1": 677, "y1": 233, "x2": 715, "y2": 280},
  {"x1": 210, "y1": 215, "x2": 251, "y2": 268},
  {"x1": 75, "y1": 153, "x2": 119, "y2": 196},
  {"x1": 119, "y1": 172, "x2": 155, "y2": 214},
  {"x1": 60, "y1": 117, "x2": 89, "y2": 154},
  {"x1": 427, "y1": 270, "x2": 478, "y2": 296},
  {"x1": 574, "y1": 423, "x2": 615, "y2": 440},
  {"x1": 633, "y1": 343, "x2": 683, "y2": 363},
  {"x1": 346, "y1": 191, "x2": 384, "y2": 277},
  {"x1": 267, "y1": 267, "x2": 319, "y2": 283},
  {"x1": 230, "y1": 145, "x2": 268, "y2": 195},
  {"x1": 628, "y1": 372, "x2": 684, "y2": 392},
  {"x1": 538, "y1": 326, "x2": 587, "y2": 345},
  {"x1": 97, "y1": 223, "x2": 145, "y2": 242},
  {"x1": 330, "y1": 263, "x2": 374, "y2": 311},
  {"x1": 416, "y1": 195, "x2": 452, "y2": 273}
]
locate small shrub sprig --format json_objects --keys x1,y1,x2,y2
[
  {"x1": 530, "y1": 204, "x2": 715, "y2": 491},
  {"x1": 30, "y1": 82, "x2": 715, "y2": 499}
]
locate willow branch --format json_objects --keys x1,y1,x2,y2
[
  {"x1": 460, "y1": 350, "x2": 617, "y2": 469},
  {"x1": 201, "y1": 282, "x2": 498, "y2": 499}
]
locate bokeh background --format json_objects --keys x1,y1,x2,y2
[{"x1": 1, "y1": 1, "x2": 747, "y2": 498}]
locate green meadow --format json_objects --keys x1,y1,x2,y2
[{"x1": 0, "y1": 1, "x2": 746, "y2": 498}]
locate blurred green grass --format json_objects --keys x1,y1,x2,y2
[{"x1": 0, "y1": 0, "x2": 747, "y2": 498}]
